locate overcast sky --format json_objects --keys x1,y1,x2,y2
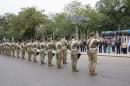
[{"x1": 0, "y1": 0, "x2": 99, "y2": 15}]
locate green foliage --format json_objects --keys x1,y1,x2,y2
[{"x1": 0, "y1": 0, "x2": 130, "y2": 41}]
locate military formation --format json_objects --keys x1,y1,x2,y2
[{"x1": 0, "y1": 33, "x2": 101, "y2": 76}]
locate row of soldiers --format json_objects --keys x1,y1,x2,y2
[
  {"x1": 0, "y1": 37, "x2": 80, "y2": 72},
  {"x1": 0, "y1": 33, "x2": 101, "y2": 76}
]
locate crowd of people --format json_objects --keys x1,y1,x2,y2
[{"x1": 79, "y1": 32, "x2": 130, "y2": 54}]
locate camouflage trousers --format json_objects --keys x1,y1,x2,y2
[
  {"x1": 27, "y1": 49, "x2": 32, "y2": 61},
  {"x1": 21, "y1": 49, "x2": 26, "y2": 59},
  {"x1": 8, "y1": 48, "x2": 11, "y2": 56},
  {"x1": 16, "y1": 49, "x2": 20, "y2": 58},
  {"x1": 56, "y1": 50, "x2": 62, "y2": 69},
  {"x1": 71, "y1": 50, "x2": 78, "y2": 71},
  {"x1": 11, "y1": 49, "x2": 15, "y2": 57},
  {"x1": 87, "y1": 50, "x2": 97, "y2": 75},
  {"x1": 32, "y1": 50, "x2": 37, "y2": 63},
  {"x1": 62, "y1": 49, "x2": 67, "y2": 64},
  {"x1": 48, "y1": 49, "x2": 53, "y2": 66},
  {"x1": 40, "y1": 49, "x2": 45, "y2": 64}
]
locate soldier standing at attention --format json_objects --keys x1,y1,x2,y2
[
  {"x1": 87, "y1": 32, "x2": 101, "y2": 76},
  {"x1": 1, "y1": 42, "x2": 4, "y2": 55},
  {"x1": 39, "y1": 41, "x2": 46, "y2": 64},
  {"x1": 5, "y1": 42, "x2": 8, "y2": 56},
  {"x1": 32, "y1": 41, "x2": 38, "y2": 63},
  {"x1": 61, "y1": 38, "x2": 68, "y2": 64},
  {"x1": 47, "y1": 38, "x2": 55, "y2": 67},
  {"x1": 0, "y1": 43, "x2": 1, "y2": 54},
  {"x1": 3, "y1": 42, "x2": 6, "y2": 55},
  {"x1": 21, "y1": 41, "x2": 27, "y2": 59},
  {"x1": 8, "y1": 42, "x2": 12, "y2": 56},
  {"x1": 16, "y1": 42, "x2": 21, "y2": 58},
  {"x1": 11, "y1": 42, "x2": 16, "y2": 57},
  {"x1": 56, "y1": 38, "x2": 63, "y2": 69},
  {"x1": 27, "y1": 41, "x2": 32, "y2": 61},
  {"x1": 71, "y1": 40, "x2": 80, "y2": 72}
]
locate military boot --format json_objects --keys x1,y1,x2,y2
[
  {"x1": 33, "y1": 55, "x2": 37, "y2": 63},
  {"x1": 41, "y1": 61, "x2": 46, "y2": 65},
  {"x1": 57, "y1": 65, "x2": 63, "y2": 69},
  {"x1": 72, "y1": 66, "x2": 79, "y2": 72},
  {"x1": 63, "y1": 59, "x2": 68, "y2": 64},
  {"x1": 48, "y1": 64, "x2": 54, "y2": 67}
]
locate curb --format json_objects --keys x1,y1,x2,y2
[{"x1": 80, "y1": 53, "x2": 130, "y2": 58}]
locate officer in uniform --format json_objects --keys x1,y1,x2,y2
[
  {"x1": 0, "y1": 43, "x2": 4, "y2": 54},
  {"x1": 56, "y1": 38, "x2": 63, "y2": 69},
  {"x1": 21, "y1": 41, "x2": 27, "y2": 59},
  {"x1": 47, "y1": 38, "x2": 55, "y2": 66},
  {"x1": 16, "y1": 42, "x2": 21, "y2": 58},
  {"x1": 32, "y1": 41, "x2": 38, "y2": 63},
  {"x1": 27, "y1": 41, "x2": 32, "y2": 61},
  {"x1": 8, "y1": 42, "x2": 11, "y2": 56},
  {"x1": 0, "y1": 43, "x2": 1, "y2": 54},
  {"x1": 61, "y1": 38, "x2": 68, "y2": 64},
  {"x1": 11, "y1": 42, "x2": 16, "y2": 57},
  {"x1": 4, "y1": 42, "x2": 7, "y2": 55},
  {"x1": 71, "y1": 40, "x2": 80, "y2": 72},
  {"x1": 87, "y1": 32, "x2": 101, "y2": 75},
  {"x1": 39, "y1": 41, "x2": 46, "y2": 64}
]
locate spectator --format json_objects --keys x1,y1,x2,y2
[
  {"x1": 107, "y1": 38, "x2": 111, "y2": 53},
  {"x1": 121, "y1": 41, "x2": 128, "y2": 54},
  {"x1": 116, "y1": 36, "x2": 121, "y2": 54},
  {"x1": 103, "y1": 39, "x2": 107, "y2": 53},
  {"x1": 82, "y1": 40, "x2": 86, "y2": 52},
  {"x1": 128, "y1": 36, "x2": 130, "y2": 52},
  {"x1": 111, "y1": 37, "x2": 116, "y2": 53},
  {"x1": 98, "y1": 41, "x2": 103, "y2": 53},
  {"x1": 79, "y1": 41, "x2": 83, "y2": 52}
]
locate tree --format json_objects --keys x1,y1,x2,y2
[
  {"x1": 0, "y1": 13, "x2": 16, "y2": 41},
  {"x1": 17, "y1": 7, "x2": 47, "y2": 40}
]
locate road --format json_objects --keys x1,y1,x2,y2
[{"x1": 0, "y1": 54, "x2": 130, "y2": 86}]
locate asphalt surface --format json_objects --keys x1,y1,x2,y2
[{"x1": 0, "y1": 54, "x2": 130, "y2": 86}]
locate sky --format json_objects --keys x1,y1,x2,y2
[{"x1": 0, "y1": 0, "x2": 99, "y2": 15}]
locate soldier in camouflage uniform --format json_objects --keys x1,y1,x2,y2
[
  {"x1": 56, "y1": 38, "x2": 63, "y2": 69},
  {"x1": 47, "y1": 38, "x2": 55, "y2": 66},
  {"x1": 1, "y1": 43, "x2": 4, "y2": 54},
  {"x1": 8, "y1": 43, "x2": 11, "y2": 56},
  {"x1": 39, "y1": 41, "x2": 46, "y2": 64},
  {"x1": 71, "y1": 40, "x2": 80, "y2": 72},
  {"x1": 27, "y1": 41, "x2": 32, "y2": 61},
  {"x1": 61, "y1": 38, "x2": 68, "y2": 64},
  {"x1": 87, "y1": 32, "x2": 101, "y2": 75},
  {"x1": 2, "y1": 43, "x2": 5, "y2": 55},
  {"x1": 11, "y1": 42, "x2": 16, "y2": 57},
  {"x1": 0, "y1": 43, "x2": 1, "y2": 54},
  {"x1": 21, "y1": 41, "x2": 27, "y2": 59},
  {"x1": 32, "y1": 42, "x2": 38, "y2": 63},
  {"x1": 5, "y1": 42, "x2": 8, "y2": 55},
  {"x1": 16, "y1": 42, "x2": 21, "y2": 58}
]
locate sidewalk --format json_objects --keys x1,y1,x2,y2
[{"x1": 80, "y1": 52, "x2": 130, "y2": 58}]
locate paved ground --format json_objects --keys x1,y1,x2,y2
[
  {"x1": 81, "y1": 52, "x2": 130, "y2": 58},
  {"x1": 0, "y1": 54, "x2": 130, "y2": 86}
]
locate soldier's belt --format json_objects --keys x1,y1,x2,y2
[
  {"x1": 89, "y1": 48, "x2": 97, "y2": 51},
  {"x1": 72, "y1": 49, "x2": 77, "y2": 50}
]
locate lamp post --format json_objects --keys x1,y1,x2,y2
[{"x1": 68, "y1": 15, "x2": 86, "y2": 40}]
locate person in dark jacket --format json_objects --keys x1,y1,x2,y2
[
  {"x1": 116, "y1": 36, "x2": 121, "y2": 54},
  {"x1": 103, "y1": 39, "x2": 107, "y2": 53},
  {"x1": 82, "y1": 41, "x2": 86, "y2": 52}
]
